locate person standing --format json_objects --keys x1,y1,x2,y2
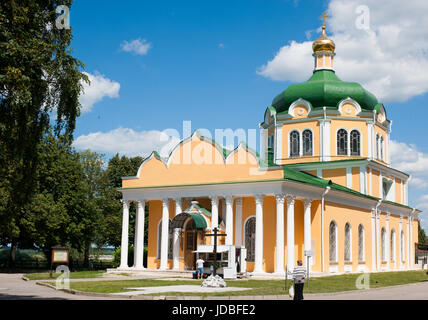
[
  {"x1": 291, "y1": 260, "x2": 306, "y2": 300},
  {"x1": 196, "y1": 257, "x2": 205, "y2": 279}
]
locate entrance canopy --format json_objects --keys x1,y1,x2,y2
[{"x1": 171, "y1": 212, "x2": 207, "y2": 229}]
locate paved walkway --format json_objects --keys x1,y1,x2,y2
[
  {"x1": 1, "y1": 272, "x2": 428, "y2": 300},
  {"x1": 0, "y1": 273, "x2": 126, "y2": 300}
]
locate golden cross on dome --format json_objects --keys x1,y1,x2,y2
[{"x1": 320, "y1": 11, "x2": 329, "y2": 29}]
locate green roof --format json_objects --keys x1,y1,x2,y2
[
  {"x1": 283, "y1": 165, "x2": 379, "y2": 202},
  {"x1": 272, "y1": 70, "x2": 379, "y2": 113}
]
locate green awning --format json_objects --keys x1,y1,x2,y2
[{"x1": 171, "y1": 212, "x2": 207, "y2": 229}]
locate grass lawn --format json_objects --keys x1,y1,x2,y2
[
  {"x1": 64, "y1": 270, "x2": 428, "y2": 297},
  {"x1": 25, "y1": 270, "x2": 104, "y2": 281}
]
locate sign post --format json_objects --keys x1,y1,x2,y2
[
  {"x1": 204, "y1": 228, "x2": 227, "y2": 276},
  {"x1": 304, "y1": 250, "x2": 314, "y2": 289},
  {"x1": 50, "y1": 247, "x2": 70, "y2": 277}
]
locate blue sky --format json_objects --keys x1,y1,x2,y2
[{"x1": 68, "y1": 0, "x2": 428, "y2": 230}]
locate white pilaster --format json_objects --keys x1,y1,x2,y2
[
  {"x1": 376, "y1": 211, "x2": 380, "y2": 270},
  {"x1": 160, "y1": 198, "x2": 170, "y2": 270},
  {"x1": 407, "y1": 216, "x2": 411, "y2": 269},
  {"x1": 286, "y1": 195, "x2": 296, "y2": 273},
  {"x1": 386, "y1": 213, "x2": 390, "y2": 270},
  {"x1": 303, "y1": 199, "x2": 313, "y2": 270},
  {"x1": 254, "y1": 195, "x2": 264, "y2": 274},
  {"x1": 235, "y1": 198, "x2": 243, "y2": 246},
  {"x1": 346, "y1": 167, "x2": 352, "y2": 189},
  {"x1": 360, "y1": 166, "x2": 366, "y2": 194},
  {"x1": 172, "y1": 198, "x2": 182, "y2": 270},
  {"x1": 371, "y1": 210, "x2": 376, "y2": 271},
  {"x1": 319, "y1": 119, "x2": 331, "y2": 161},
  {"x1": 275, "y1": 125, "x2": 283, "y2": 165},
  {"x1": 410, "y1": 216, "x2": 414, "y2": 269},
  {"x1": 225, "y1": 196, "x2": 234, "y2": 245},
  {"x1": 275, "y1": 194, "x2": 285, "y2": 275},
  {"x1": 134, "y1": 200, "x2": 146, "y2": 269},
  {"x1": 399, "y1": 216, "x2": 404, "y2": 269},
  {"x1": 119, "y1": 200, "x2": 130, "y2": 269}
]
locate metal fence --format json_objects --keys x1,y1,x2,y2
[{"x1": 0, "y1": 258, "x2": 114, "y2": 271}]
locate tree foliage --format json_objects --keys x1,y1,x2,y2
[{"x1": 0, "y1": 0, "x2": 87, "y2": 263}]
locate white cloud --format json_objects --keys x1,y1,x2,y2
[
  {"x1": 120, "y1": 38, "x2": 152, "y2": 55},
  {"x1": 73, "y1": 128, "x2": 180, "y2": 158},
  {"x1": 79, "y1": 72, "x2": 120, "y2": 113},
  {"x1": 257, "y1": 0, "x2": 428, "y2": 103},
  {"x1": 390, "y1": 140, "x2": 428, "y2": 230}
]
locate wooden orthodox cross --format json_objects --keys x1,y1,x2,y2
[{"x1": 204, "y1": 227, "x2": 227, "y2": 276}]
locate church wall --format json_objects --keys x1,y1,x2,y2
[
  {"x1": 371, "y1": 170, "x2": 381, "y2": 198},
  {"x1": 321, "y1": 168, "x2": 347, "y2": 187},
  {"x1": 309, "y1": 200, "x2": 322, "y2": 272},
  {"x1": 351, "y1": 167, "x2": 360, "y2": 192},
  {"x1": 262, "y1": 196, "x2": 276, "y2": 273},
  {"x1": 329, "y1": 119, "x2": 368, "y2": 159},
  {"x1": 395, "y1": 178, "x2": 402, "y2": 205},
  {"x1": 281, "y1": 120, "x2": 320, "y2": 164},
  {"x1": 388, "y1": 214, "x2": 401, "y2": 270},
  {"x1": 374, "y1": 125, "x2": 388, "y2": 165},
  {"x1": 324, "y1": 201, "x2": 373, "y2": 273},
  {"x1": 123, "y1": 135, "x2": 284, "y2": 189}
]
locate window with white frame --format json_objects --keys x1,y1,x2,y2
[
  {"x1": 289, "y1": 130, "x2": 300, "y2": 157},
  {"x1": 245, "y1": 217, "x2": 256, "y2": 262},
  {"x1": 358, "y1": 224, "x2": 365, "y2": 262},
  {"x1": 344, "y1": 223, "x2": 352, "y2": 262},
  {"x1": 401, "y1": 231, "x2": 405, "y2": 262},
  {"x1": 337, "y1": 129, "x2": 348, "y2": 155},
  {"x1": 381, "y1": 227, "x2": 386, "y2": 261},
  {"x1": 350, "y1": 130, "x2": 361, "y2": 156},
  {"x1": 390, "y1": 229, "x2": 396, "y2": 262},
  {"x1": 302, "y1": 129, "x2": 313, "y2": 156},
  {"x1": 329, "y1": 221, "x2": 338, "y2": 262}
]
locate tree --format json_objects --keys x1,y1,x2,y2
[
  {"x1": 102, "y1": 154, "x2": 144, "y2": 248},
  {"x1": 419, "y1": 221, "x2": 428, "y2": 244},
  {"x1": 0, "y1": 0, "x2": 87, "y2": 265}
]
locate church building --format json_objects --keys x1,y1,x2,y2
[{"x1": 117, "y1": 17, "x2": 421, "y2": 276}]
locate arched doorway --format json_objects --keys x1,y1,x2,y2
[{"x1": 184, "y1": 219, "x2": 197, "y2": 270}]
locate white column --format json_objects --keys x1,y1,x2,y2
[
  {"x1": 119, "y1": 200, "x2": 130, "y2": 269},
  {"x1": 386, "y1": 213, "x2": 390, "y2": 270},
  {"x1": 172, "y1": 198, "x2": 182, "y2": 270},
  {"x1": 235, "y1": 198, "x2": 243, "y2": 246},
  {"x1": 134, "y1": 200, "x2": 145, "y2": 269},
  {"x1": 371, "y1": 210, "x2": 376, "y2": 271},
  {"x1": 210, "y1": 196, "x2": 219, "y2": 231},
  {"x1": 286, "y1": 195, "x2": 296, "y2": 273},
  {"x1": 160, "y1": 198, "x2": 170, "y2": 270},
  {"x1": 275, "y1": 194, "x2": 285, "y2": 275},
  {"x1": 225, "y1": 196, "x2": 234, "y2": 245},
  {"x1": 303, "y1": 199, "x2": 313, "y2": 270},
  {"x1": 254, "y1": 194, "x2": 264, "y2": 274}
]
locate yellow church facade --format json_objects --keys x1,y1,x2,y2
[{"x1": 117, "y1": 21, "x2": 421, "y2": 276}]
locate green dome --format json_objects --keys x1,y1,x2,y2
[{"x1": 272, "y1": 70, "x2": 379, "y2": 113}]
